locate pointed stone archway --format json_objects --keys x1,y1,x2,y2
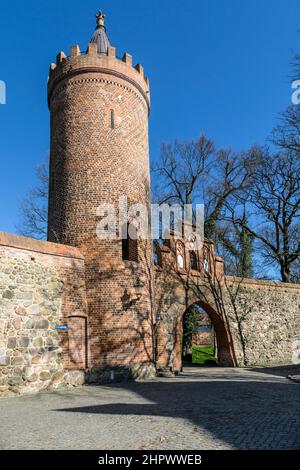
[
  {"x1": 156, "y1": 296, "x2": 236, "y2": 373},
  {"x1": 181, "y1": 304, "x2": 215, "y2": 365}
]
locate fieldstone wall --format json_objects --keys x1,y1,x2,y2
[
  {"x1": 225, "y1": 278, "x2": 300, "y2": 367},
  {"x1": 0, "y1": 232, "x2": 88, "y2": 396}
]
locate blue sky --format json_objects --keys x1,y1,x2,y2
[{"x1": 0, "y1": 0, "x2": 299, "y2": 234}]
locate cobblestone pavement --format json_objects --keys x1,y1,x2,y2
[{"x1": 1, "y1": 367, "x2": 300, "y2": 450}]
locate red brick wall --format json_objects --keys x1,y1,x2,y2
[{"x1": 192, "y1": 331, "x2": 214, "y2": 346}]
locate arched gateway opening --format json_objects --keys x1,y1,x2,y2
[
  {"x1": 182, "y1": 305, "x2": 216, "y2": 366},
  {"x1": 170, "y1": 301, "x2": 236, "y2": 372}
]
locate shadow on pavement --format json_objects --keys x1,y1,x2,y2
[
  {"x1": 53, "y1": 370, "x2": 300, "y2": 450},
  {"x1": 247, "y1": 364, "x2": 300, "y2": 378}
]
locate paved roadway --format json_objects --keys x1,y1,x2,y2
[{"x1": 0, "y1": 366, "x2": 300, "y2": 450}]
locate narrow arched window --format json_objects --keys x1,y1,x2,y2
[
  {"x1": 190, "y1": 251, "x2": 198, "y2": 271},
  {"x1": 110, "y1": 109, "x2": 115, "y2": 129},
  {"x1": 203, "y1": 258, "x2": 210, "y2": 272},
  {"x1": 203, "y1": 247, "x2": 210, "y2": 273},
  {"x1": 176, "y1": 241, "x2": 185, "y2": 270},
  {"x1": 122, "y1": 223, "x2": 138, "y2": 262}
]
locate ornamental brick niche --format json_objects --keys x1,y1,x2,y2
[
  {"x1": 67, "y1": 316, "x2": 88, "y2": 369},
  {"x1": 47, "y1": 13, "x2": 155, "y2": 377}
]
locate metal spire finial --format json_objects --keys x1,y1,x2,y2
[{"x1": 96, "y1": 10, "x2": 106, "y2": 29}]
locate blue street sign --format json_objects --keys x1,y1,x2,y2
[{"x1": 55, "y1": 324, "x2": 68, "y2": 331}]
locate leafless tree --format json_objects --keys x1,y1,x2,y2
[
  {"x1": 291, "y1": 256, "x2": 300, "y2": 283},
  {"x1": 270, "y1": 50, "x2": 300, "y2": 153},
  {"x1": 271, "y1": 105, "x2": 300, "y2": 153},
  {"x1": 152, "y1": 135, "x2": 255, "y2": 276},
  {"x1": 16, "y1": 157, "x2": 49, "y2": 239},
  {"x1": 215, "y1": 213, "x2": 254, "y2": 278},
  {"x1": 227, "y1": 147, "x2": 300, "y2": 283},
  {"x1": 152, "y1": 134, "x2": 215, "y2": 208},
  {"x1": 203, "y1": 148, "x2": 253, "y2": 238}
]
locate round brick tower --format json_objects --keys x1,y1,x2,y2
[{"x1": 47, "y1": 11, "x2": 155, "y2": 379}]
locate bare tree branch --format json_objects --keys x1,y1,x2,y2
[{"x1": 16, "y1": 156, "x2": 49, "y2": 240}]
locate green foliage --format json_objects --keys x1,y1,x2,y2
[
  {"x1": 236, "y1": 213, "x2": 254, "y2": 278},
  {"x1": 182, "y1": 305, "x2": 206, "y2": 357}
]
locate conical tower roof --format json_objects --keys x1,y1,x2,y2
[{"x1": 90, "y1": 11, "x2": 111, "y2": 54}]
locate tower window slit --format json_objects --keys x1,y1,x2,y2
[{"x1": 110, "y1": 109, "x2": 115, "y2": 129}]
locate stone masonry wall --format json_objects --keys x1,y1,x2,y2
[
  {"x1": 225, "y1": 277, "x2": 300, "y2": 367},
  {"x1": 0, "y1": 232, "x2": 88, "y2": 396}
]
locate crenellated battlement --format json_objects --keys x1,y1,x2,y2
[{"x1": 48, "y1": 43, "x2": 150, "y2": 110}]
